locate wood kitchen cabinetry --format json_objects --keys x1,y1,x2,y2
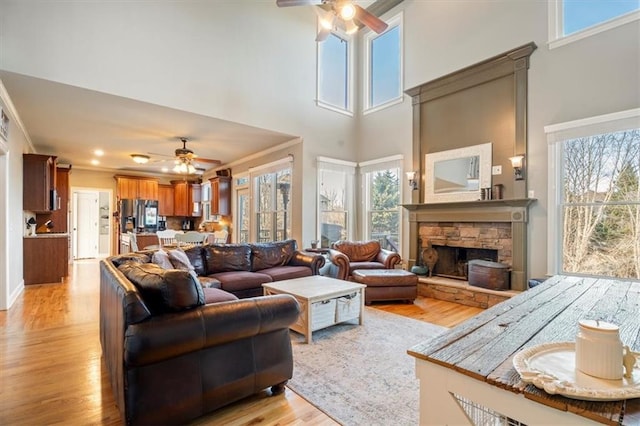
[
  {"x1": 47, "y1": 167, "x2": 71, "y2": 233},
  {"x1": 23, "y1": 154, "x2": 57, "y2": 212},
  {"x1": 158, "y1": 184, "x2": 174, "y2": 216},
  {"x1": 23, "y1": 236, "x2": 68, "y2": 284},
  {"x1": 171, "y1": 180, "x2": 201, "y2": 217},
  {"x1": 209, "y1": 176, "x2": 231, "y2": 216},
  {"x1": 115, "y1": 176, "x2": 158, "y2": 200}
]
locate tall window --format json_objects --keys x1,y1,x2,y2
[
  {"x1": 317, "y1": 157, "x2": 356, "y2": 248},
  {"x1": 360, "y1": 156, "x2": 402, "y2": 252},
  {"x1": 252, "y1": 160, "x2": 292, "y2": 242},
  {"x1": 363, "y1": 13, "x2": 403, "y2": 113},
  {"x1": 546, "y1": 109, "x2": 640, "y2": 279},
  {"x1": 548, "y1": 0, "x2": 639, "y2": 49},
  {"x1": 234, "y1": 175, "x2": 249, "y2": 243},
  {"x1": 317, "y1": 32, "x2": 353, "y2": 115}
]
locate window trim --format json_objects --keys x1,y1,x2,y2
[
  {"x1": 548, "y1": 1, "x2": 640, "y2": 50},
  {"x1": 362, "y1": 12, "x2": 404, "y2": 115},
  {"x1": 545, "y1": 108, "x2": 640, "y2": 276},
  {"x1": 316, "y1": 29, "x2": 354, "y2": 116}
]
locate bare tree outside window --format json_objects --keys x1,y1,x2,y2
[
  {"x1": 319, "y1": 169, "x2": 349, "y2": 248},
  {"x1": 255, "y1": 168, "x2": 292, "y2": 242},
  {"x1": 562, "y1": 129, "x2": 640, "y2": 278}
]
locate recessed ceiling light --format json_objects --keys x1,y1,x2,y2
[
  {"x1": 161, "y1": 167, "x2": 169, "y2": 173},
  {"x1": 94, "y1": 149, "x2": 104, "y2": 156},
  {"x1": 131, "y1": 154, "x2": 150, "y2": 164},
  {"x1": 91, "y1": 159, "x2": 100, "y2": 166}
]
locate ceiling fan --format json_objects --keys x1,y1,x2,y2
[
  {"x1": 276, "y1": 0, "x2": 389, "y2": 42},
  {"x1": 147, "y1": 137, "x2": 220, "y2": 175}
]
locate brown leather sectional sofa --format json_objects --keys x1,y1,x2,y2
[{"x1": 100, "y1": 240, "x2": 324, "y2": 425}]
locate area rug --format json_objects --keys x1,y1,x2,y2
[{"x1": 288, "y1": 308, "x2": 447, "y2": 426}]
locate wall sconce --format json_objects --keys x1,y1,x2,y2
[
  {"x1": 406, "y1": 171, "x2": 418, "y2": 190},
  {"x1": 509, "y1": 155, "x2": 525, "y2": 181}
]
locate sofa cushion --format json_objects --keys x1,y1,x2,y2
[
  {"x1": 249, "y1": 239, "x2": 297, "y2": 271},
  {"x1": 151, "y1": 250, "x2": 174, "y2": 269},
  {"x1": 207, "y1": 271, "x2": 272, "y2": 293},
  {"x1": 349, "y1": 261, "x2": 386, "y2": 274},
  {"x1": 203, "y1": 287, "x2": 238, "y2": 304},
  {"x1": 118, "y1": 262, "x2": 205, "y2": 315},
  {"x1": 259, "y1": 265, "x2": 312, "y2": 281},
  {"x1": 110, "y1": 252, "x2": 151, "y2": 268},
  {"x1": 333, "y1": 240, "x2": 380, "y2": 262},
  {"x1": 204, "y1": 244, "x2": 252, "y2": 274}
]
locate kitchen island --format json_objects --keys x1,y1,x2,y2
[{"x1": 409, "y1": 275, "x2": 640, "y2": 425}]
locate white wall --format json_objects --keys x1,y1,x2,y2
[
  {"x1": 1, "y1": 1, "x2": 638, "y2": 279},
  {"x1": 0, "y1": 82, "x2": 31, "y2": 310}
]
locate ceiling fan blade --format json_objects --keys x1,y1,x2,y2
[
  {"x1": 148, "y1": 151, "x2": 174, "y2": 158},
  {"x1": 354, "y1": 5, "x2": 389, "y2": 34},
  {"x1": 316, "y1": 27, "x2": 331, "y2": 42},
  {"x1": 193, "y1": 157, "x2": 221, "y2": 164},
  {"x1": 276, "y1": 0, "x2": 321, "y2": 7}
]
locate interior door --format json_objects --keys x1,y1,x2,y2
[{"x1": 73, "y1": 191, "x2": 99, "y2": 259}]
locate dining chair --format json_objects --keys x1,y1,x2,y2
[
  {"x1": 126, "y1": 231, "x2": 139, "y2": 252},
  {"x1": 156, "y1": 229, "x2": 182, "y2": 248},
  {"x1": 175, "y1": 231, "x2": 208, "y2": 247},
  {"x1": 212, "y1": 230, "x2": 228, "y2": 244}
]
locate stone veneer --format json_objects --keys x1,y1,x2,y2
[
  {"x1": 417, "y1": 276, "x2": 517, "y2": 309},
  {"x1": 418, "y1": 221, "x2": 513, "y2": 266}
]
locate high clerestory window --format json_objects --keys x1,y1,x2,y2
[
  {"x1": 363, "y1": 12, "x2": 403, "y2": 113},
  {"x1": 317, "y1": 32, "x2": 353, "y2": 115},
  {"x1": 548, "y1": 0, "x2": 640, "y2": 49}
]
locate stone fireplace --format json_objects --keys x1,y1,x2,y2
[{"x1": 403, "y1": 199, "x2": 534, "y2": 291}]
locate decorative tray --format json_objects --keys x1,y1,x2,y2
[{"x1": 513, "y1": 342, "x2": 640, "y2": 401}]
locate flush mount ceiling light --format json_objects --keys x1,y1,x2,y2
[{"x1": 131, "y1": 154, "x2": 150, "y2": 164}]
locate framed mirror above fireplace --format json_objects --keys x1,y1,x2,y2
[{"x1": 424, "y1": 142, "x2": 492, "y2": 203}]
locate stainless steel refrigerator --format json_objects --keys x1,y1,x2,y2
[{"x1": 120, "y1": 199, "x2": 159, "y2": 233}]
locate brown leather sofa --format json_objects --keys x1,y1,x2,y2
[
  {"x1": 327, "y1": 240, "x2": 402, "y2": 280},
  {"x1": 180, "y1": 239, "x2": 325, "y2": 298},
  {"x1": 100, "y1": 251, "x2": 301, "y2": 425}
]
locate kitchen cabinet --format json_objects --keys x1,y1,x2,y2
[
  {"x1": 115, "y1": 176, "x2": 158, "y2": 200},
  {"x1": 23, "y1": 235, "x2": 69, "y2": 284},
  {"x1": 171, "y1": 180, "x2": 201, "y2": 217},
  {"x1": 47, "y1": 167, "x2": 71, "y2": 233},
  {"x1": 158, "y1": 184, "x2": 174, "y2": 216},
  {"x1": 209, "y1": 176, "x2": 231, "y2": 216},
  {"x1": 24, "y1": 154, "x2": 57, "y2": 212}
]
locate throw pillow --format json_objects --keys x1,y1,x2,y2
[
  {"x1": 151, "y1": 250, "x2": 174, "y2": 270},
  {"x1": 118, "y1": 262, "x2": 204, "y2": 315},
  {"x1": 167, "y1": 248, "x2": 195, "y2": 271}
]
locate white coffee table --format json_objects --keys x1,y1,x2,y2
[{"x1": 263, "y1": 275, "x2": 366, "y2": 343}]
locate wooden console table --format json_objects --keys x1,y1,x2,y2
[{"x1": 409, "y1": 275, "x2": 640, "y2": 425}]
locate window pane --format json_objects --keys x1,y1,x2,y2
[
  {"x1": 561, "y1": 129, "x2": 640, "y2": 279},
  {"x1": 318, "y1": 33, "x2": 348, "y2": 110},
  {"x1": 563, "y1": 0, "x2": 639, "y2": 35},
  {"x1": 253, "y1": 167, "x2": 292, "y2": 243},
  {"x1": 237, "y1": 190, "x2": 249, "y2": 243},
  {"x1": 365, "y1": 167, "x2": 400, "y2": 252},
  {"x1": 370, "y1": 25, "x2": 401, "y2": 107},
  {"x1": 319, "y1": 168, "x2": 348, "y2": 248}
]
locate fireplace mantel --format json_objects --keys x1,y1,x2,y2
[{"x1": 403, "y1": 199, "x2": 536, "y2": 291}]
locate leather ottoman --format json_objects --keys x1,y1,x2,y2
[{"x1": 351, "y1": 269, "x2": 417, "y2": 305}]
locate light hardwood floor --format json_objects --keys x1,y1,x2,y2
[{"x1": 0, "y1": 259, "x2": 483, "y2": 425}]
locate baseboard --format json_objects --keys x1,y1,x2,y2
[{"x1": 6, "y1": 280, "x2": 24, "y2": 309}]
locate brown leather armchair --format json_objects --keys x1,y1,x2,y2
[{"x1": 327, "y1": 240, "x2": 401, "y2": 280}]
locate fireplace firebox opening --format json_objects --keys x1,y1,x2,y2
[{"x1": 431, "y1": 245, "x2": 498, "y2": 280}]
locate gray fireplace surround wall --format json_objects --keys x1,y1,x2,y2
[{"x1": 403, "y1": 199, "x2": 535, "y2": 291}]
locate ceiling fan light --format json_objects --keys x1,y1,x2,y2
[
  {"x1": 131, "y1": 154, "x2": 150, "y2": 164},
  {"x1": 345, "y1": 19, "x2": 358, "y2": 34},
  {"x1": 339, "y1": 2, "x2": 356, "y2": 20}
]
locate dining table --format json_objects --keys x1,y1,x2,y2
[{"x1": 408, "y1": 275, "x2": 640, "y2": 425}]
